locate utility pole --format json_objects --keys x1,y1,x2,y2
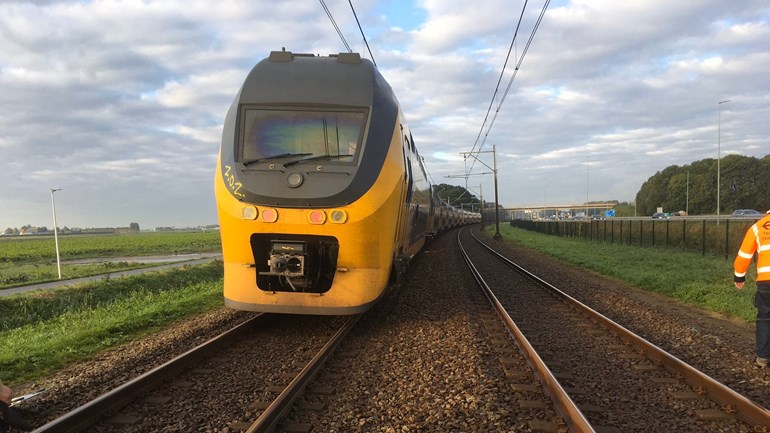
[
  {"x1": 492, "y1": 145, "x2": 501, "y2": 239},
  {"x1": 479, "y1": 184, "x2": 483, "y2": 227}
]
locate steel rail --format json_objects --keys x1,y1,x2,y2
[
  {"x1": 32, "y1": 314, "x2": 267, "y2": 433},
  {"x1": 457, "y1": 229, "x2": 596, "y2": 433},
  {"x1": 245, "y1": 313, "x2": 362, "y2": 433},
  {"x1": 470, "y1": 229, "x2": 770, "y2": 429}
]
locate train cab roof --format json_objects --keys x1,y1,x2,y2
[{"x1": 238, "y1": 50, "x2": 385, "y2": 109}]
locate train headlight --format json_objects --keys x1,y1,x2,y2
[
  {"x1": 329, "y1": 210, "x2": 347, "y2": 223},
  {"x1": 261, "y1": 208, "x2": 278, "y2": 223},
  {"x1": 241, "y1": 206, "x2": 258, "y2": 220},
  {"x1": 308, "y1": 210, "x2": 326, "y2": 224},
  {"x1": 286, "y1": 257, "x2": 303, "y2": 273},
  {"x1": 272, "y1": 257, "x2": 287, "y2": 272}
]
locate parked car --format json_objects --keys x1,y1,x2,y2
[
  {"x1": 731, "y1": 209, "x2": 763, "y2": 218},
  {"x1": 651, "y1": 212, "x2": 668, "y2": 219}
]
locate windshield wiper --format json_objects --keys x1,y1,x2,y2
[
  {"x1": 283, "y1": 154, "x2": 353, "y2": 167},
  {"x1": 242, "y1": 153, "x2": 313, "y2": 167}
]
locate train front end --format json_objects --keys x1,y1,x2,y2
[{"x1": 215, "y1": 51, "x2": 404, "y2": 315}]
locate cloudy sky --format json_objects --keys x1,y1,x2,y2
[{"x1": 1, "y1": 0, "x2": 768, "y2": 230}]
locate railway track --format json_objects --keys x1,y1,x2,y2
[
  {"x1": 29, "y1": 314, "x2": 354, "y2": 433},
  {"x1": 15, "y1": 226, "x2": 769, "y2": 432},
  {"x1": 268, "y1": 230, "x2": 572, "y2": 431},
  {"x1": 244, "y1": 314, "x2": 360, "y2": 433},
  {"x1": 458, "y1": 227, "x2": 770, "y2": 432}
]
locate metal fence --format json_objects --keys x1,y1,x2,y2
[{"x1": 511, "y1": 218, "x2": 760, "y2": 259}]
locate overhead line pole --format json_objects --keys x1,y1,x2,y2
[
  {"x1": 459, "y1": 146, "x2": 501, "y2": 240},
  {"x1": 492, "y1": 145, "x2": 501, "y2": 239}
]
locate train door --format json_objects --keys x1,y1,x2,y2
[
  {"x1": 390, "y1": 128, "x2": 413, "y2": 284},
  {"x1": 392, "y1": 129, "x2": 412, "y2": 249}
]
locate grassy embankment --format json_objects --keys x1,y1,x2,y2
[
  {"x1": 486, "y1": 224, "x2": 756, "y2": 323},
  {"x1": 0, "y1": 231, "x2": 224, "y2": 386},
  {"x1": 0, "y1": 231, "x2": 221, "y2": 288}
]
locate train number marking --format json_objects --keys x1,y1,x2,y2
[{"x1": 223, "y1": 165, "x2": 245, "y2": 197}]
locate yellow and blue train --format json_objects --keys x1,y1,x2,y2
[{"x1": 215, "y1": 50, "x2": 480, "y2": 315}]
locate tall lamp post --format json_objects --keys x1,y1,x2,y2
[
  {"x1": 717, "y1": 99, "x2": 729, "y2": 224},
  {"x1": 585, "y1": 154, "x2": 590, "y2": 218},
  {"x1": 50, "y1": 188, "x2": 62, "y2": 279},
  {"x1": 686, "y1": 170, "x2": 689, "y2": 216}
]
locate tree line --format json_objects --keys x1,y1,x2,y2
[
  {"x1": 635, "y1": 154, "x2": 770, "y2": 216},
  {"x1": 433, "y1": 183, "x2": 481, "y2": 210},
  {"x1": 2, "y1": 223, "x2": 141, "y2": 236},
  {"x1": 434, "y1": 153, "x2": 769, "y2": 218}
]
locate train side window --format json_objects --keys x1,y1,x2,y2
[
  {"x1": 401, "y1": 134, "x2": 408, "y2": 171},
  {"x1": 404, "y1": 135, "x2": 413, "y2": 203}
]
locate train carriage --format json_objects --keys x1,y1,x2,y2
[{"x1": 215, "y1": 50, "x2": 479, "y2": 315}]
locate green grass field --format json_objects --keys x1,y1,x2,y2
[
  {"x1": 0, "y1": 231, "x2": 221, "y2": 289},
  {"x1": 1, "y1": 231, "x2": 225, "y2": 386},
  {"x1": 486, "y1": 224, "x2": 756, "y2": 323},
  {"x1": 0, "y1": 262, "x2": 224, "y2": 385}
]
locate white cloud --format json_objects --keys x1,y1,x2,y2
[{"x1": 1, "y1": 0, "x2": 769, "y2": 229}]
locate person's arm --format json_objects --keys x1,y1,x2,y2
[{"x1": 734, "y1": 225, "x2": 758, "y2": 289}]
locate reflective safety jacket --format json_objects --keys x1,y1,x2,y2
[{"x1": 734, "y1": 212, "x2": 770, "y2": 283}]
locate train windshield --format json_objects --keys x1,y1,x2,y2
[{"x1": 240, "y1": 108, "x2": 367, "y2": 164}]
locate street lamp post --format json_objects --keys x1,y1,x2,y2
[
  {"x1": 686, "y1": 170, "x2": 689, "y2": 216},
  {"x1": 717, "y1": 99, "x2": 729, "y2": 224},
  {"x1": 50, "y1": 188, "x2": 62, "y2": 279},
  {"x1": 586, "y1": 154, "x2": 590, "y2": 218}
]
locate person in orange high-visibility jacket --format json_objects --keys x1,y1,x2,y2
[{"x1": 734, "y1": 210, "x2": 770, "y2": 368}]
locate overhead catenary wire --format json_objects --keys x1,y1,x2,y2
[
  {"x1": 467, "y1": 0, "x2": 530, "y2": 163},
  {"x1": 348, "y1": 0, "x2": 377, "y2": 68},
  {"x1": 466, "y1": 0, "x2": 550, "y2": 176},
  {"x1": 319, "y1": 0, "x2": 352, "y2": 53},
  {"x1": 486, "y1": 0, "x2": 551, "y2": 146}
]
